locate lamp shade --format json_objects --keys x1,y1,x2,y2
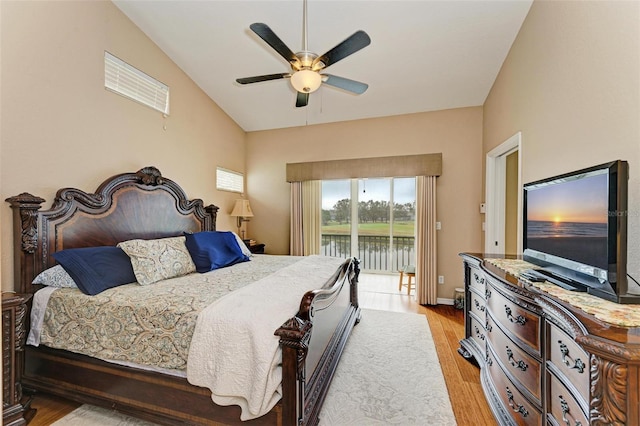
[
  {"x1": 290, "y1": 70, "x2": 322, "y2": 93},
  {"x1": 230, "y1": 199, "x2": 253, "y2": 218}
]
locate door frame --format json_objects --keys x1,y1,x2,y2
[{"x1": 485, "y1": 132, "x2": 523, "y2": 254}]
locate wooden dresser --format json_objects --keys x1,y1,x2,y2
[
  {"x1": 2, "y1": 293, "x2": 35, "y2": 426},
  {"x1": 459, "y1": 253, "x2": 640, "y2": 426}
]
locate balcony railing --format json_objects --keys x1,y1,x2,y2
[{"x1": 321, "y1": 234, "x2": 415, "y2": 272}]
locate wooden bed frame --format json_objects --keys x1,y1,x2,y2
[{"x1": 7, "y1": 166, "x2": 361, "y2": 426}]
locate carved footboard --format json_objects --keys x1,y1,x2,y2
[{"x1": 276, "y1": 257, "x2": 360, "y2": 426}]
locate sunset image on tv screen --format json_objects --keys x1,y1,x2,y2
[{"x1": 526, "y1": 172, "x2": 608, "y2": 269}]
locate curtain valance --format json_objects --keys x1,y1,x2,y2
[{"x1": 286, "y1": 153, "x2": 442, "y2": 182}]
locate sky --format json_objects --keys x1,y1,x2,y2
[
  {"x1": 526, "y1": 171, "x2": 608, "y2": 223},
  {"x1": 322, "y1": 178, "x2": 416, "y2": 210}
]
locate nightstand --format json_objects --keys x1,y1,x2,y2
[
  {"x1": 2, "y1": 293, "x2": 35, "y2": 426},
  {"x1": 245, "y1": 242, "x2": 265, "y2": 254}
]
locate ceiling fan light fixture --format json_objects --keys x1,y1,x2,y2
[{"x1": 290, "y1": 69, "x2": 322, "y2": 93}]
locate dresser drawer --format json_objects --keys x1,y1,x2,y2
[
  {"x1": 486, "y1": 346, "x2": 542, "y2": 426},
  {"x1": 470, "y1": 314, "x2": 487, "y2": 351},
  {"x1": 470, "y1": 289, "x2": 486, "y2": 319},
  {"x1": 469, "y1": 266, "x2": 486, "y2": 294},
  {"x1": 548, "y1": 372, "x2": 588, "y2": 426},
  {"x1": 486, "y1": 282, "x2": 541, "y2": 355},
  {"x1": 547, "y1": 324, "x2": 589, "y2": 409},
  {"x1": 487, "y1": 314, "x2": 541, "y2": 403}
]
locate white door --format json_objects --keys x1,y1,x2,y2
[{"x1": 485, "y1": 132, "x2": 523, "y2": 254}]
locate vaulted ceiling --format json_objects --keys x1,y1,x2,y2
[{"x1": 114, "y1": 1, "x2": 533, "y2": 132}]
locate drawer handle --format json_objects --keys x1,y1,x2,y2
[
  {"x1": 506, "y1": 387, "x2": 529, "y2": 418},
  {"x1": 558, "y1": 341, "x2": 585, "y2": 374},
  {"x1": 474, "y1": 325, "x2": 485, "y2": 341},
  {"x1": 506, "y1": 346, "x2": 528, "y2": 372},
  {"x1": 485, "y1": 288, "x2": 492, "y2": 299},
  {"x1": 474, "y1": 300, "x2": 486, "y2": 312},
  {"x1": 504, "y1": 305, "x2": 526, "y2": 325},
  {"x1": 473, "y1": 272, "x2": 485, "y2": 285},
  {"x1": 559, "y1": 395, "x2": 583, "y2": 426}
]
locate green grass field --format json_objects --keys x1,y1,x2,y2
[{"x1": 322, "y1": 221, "x2": 414, "y2": 237}]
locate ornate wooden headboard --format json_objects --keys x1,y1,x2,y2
[{"x1": 6, "y1": 166, "x2": 219, "y2": 294}]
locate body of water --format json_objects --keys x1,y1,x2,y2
[{"x1": 527, "y1": 221, "x2": 607, "y2": 238}]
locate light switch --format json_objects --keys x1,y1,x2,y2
[{"x1": 436, "y1": 222, "x2": 441, "y2": 230}]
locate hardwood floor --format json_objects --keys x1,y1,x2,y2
[{"x1": 26, "y1": 273, "x2": 495, "y2": 425}]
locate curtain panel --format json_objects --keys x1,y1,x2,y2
[
  {"x1": 302, "y1": 180, "x2": 321, "y2": 255},
  {"x1": 290, "y1": 181, "x2": 304, "y2": 255},
  {"x1": 289, "y1": 180, "x2": 321, "y2": 256},
  {"x1": 416, "y1": 175, "x2": 438, "y2": 305}
]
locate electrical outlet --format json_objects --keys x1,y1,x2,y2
[
  {"x1": 438, "y1": 275, "x2": 444, "y2": 284},
  {"x1": 436, "y1": 221, "x2": 441, "y2": 230}
]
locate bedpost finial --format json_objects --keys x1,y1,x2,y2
[
  {"x1": 5, "y1": 192, "x2": 46, "y2": 207},
  {"x1": 136, "y1": 166, "x2": 164, "y2": 186},
  {"x1": 6, "y1": 193, "x2": 45, "y2": 255}
]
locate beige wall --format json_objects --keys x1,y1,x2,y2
[
  {"x1": 0, "y1": 1, "x2": 246, "y2": 292},
  {"x1": 484, "y1": 0, "x2": 640, "y2": 279},
  {"x1": 246, "y1": 107, "x2": 484, "y2": 300},
  {"x1": 504, "y1": 150, "x2": 518, "y2": 255}
]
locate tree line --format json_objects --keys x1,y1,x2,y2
[{"x1": 322, "y1": 199, "x2": 415, "y2": 225}]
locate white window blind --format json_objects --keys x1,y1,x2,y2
[
  {"x1": 216, "y1": 167, "x2": 244, "y2": 193},
  {"x1": 104, "y1": 51, "x2": 170, "y2": 115}
]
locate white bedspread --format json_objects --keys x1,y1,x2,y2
[{"x1": 186, "y1": 255, "x2": 346, "y2": 421}]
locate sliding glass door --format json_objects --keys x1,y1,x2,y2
[
  {"x1": 392, "y1": 177, "x2": 416, "y2": 271},
  {"x1": 321, "y1": 177, "x2": 415, "y2": 273},
  {"x1": 321, "y1": 180, "x2": 352, "y2": 259}
]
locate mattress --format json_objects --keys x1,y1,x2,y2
[{"x1": 28, "y1": 255, "x2": 302, "y2": 372}]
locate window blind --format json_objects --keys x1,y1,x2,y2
[
  {"x1": 104, "y1": 52, "x2": 170, "y2": 115},
  {"x1": 216, "y1": 167, "x2": 244, "y2": 193}
]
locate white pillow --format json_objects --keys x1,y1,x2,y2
[
  {"x1": 32, "y1": 265, "x2": 78, "y2": 288},
  {"x1": 232, "y1": 232, "x2": 253, "y2": 257}
]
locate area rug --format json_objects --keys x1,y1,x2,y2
[{"x1": 52, "y1": 309, "x2": 456, "y2": 425}]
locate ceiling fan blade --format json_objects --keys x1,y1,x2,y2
[
  {"x1": 250, "y1": 23, "x2": 299, "y2": 66},
  {"x1": 313, "y1": 30, "x2": 371, "y2": 69},
  {"x1": 296, "y1": 92, "x2": 309, "y2": 108},
  {"x1": 323, "y1": 75, "x2": 368, "y2": 94},
  {"x1": 236, "y1": 73, "x2": 290, "y2": 84}
]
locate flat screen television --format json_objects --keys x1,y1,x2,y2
[{"x1": 522, "y1": 160, "x2": 639, "y2": 304}]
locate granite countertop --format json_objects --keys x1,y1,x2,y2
[{"x1": 485, "y1": 258, "x2": 640, "y2": 328}]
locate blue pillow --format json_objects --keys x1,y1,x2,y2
[
  {"x1": 53, "y1": 246, "x2": 137, "y2": 295},
  {"x1": 184, "y1": 231, "x2": 250, "y2": 273}
]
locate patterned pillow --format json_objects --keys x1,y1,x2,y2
[
  {"x1": 32, "y1": 265, "x2": 78, "y2": 288},
  {"x1": 118, "y1": 236, "x2": 196, "y2": 285}
]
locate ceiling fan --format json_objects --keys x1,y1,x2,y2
[{"x1": 235, "y1": 0, "x2": 371, "y2": 108}]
